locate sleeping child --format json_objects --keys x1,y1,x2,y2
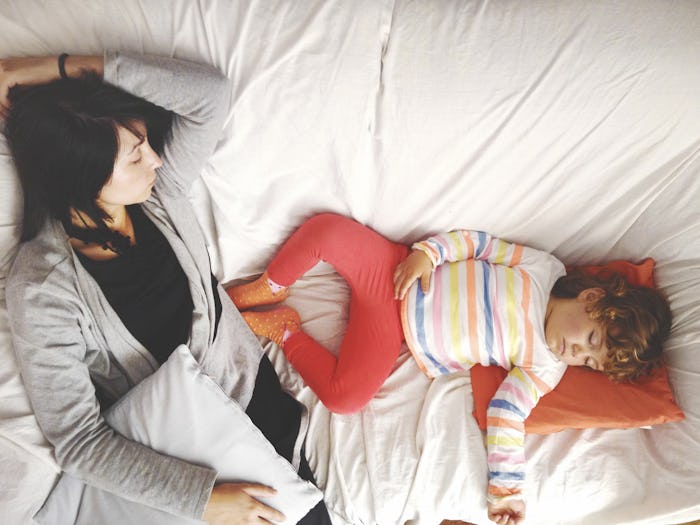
[{"x1": 226, "y1": 212, "x2": 671, "y2": 525}]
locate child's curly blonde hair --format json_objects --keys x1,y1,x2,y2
[{"x1": 551, "y1": 271, "x2": 672, "y2": 382}]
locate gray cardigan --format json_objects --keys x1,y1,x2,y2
[{"x1": 6, "y1": 52, "x2": 298, "y2": 520}]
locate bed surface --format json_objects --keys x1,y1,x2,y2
[{"x1": 1, "y1": 1, "x2": 700, "y2": 524}]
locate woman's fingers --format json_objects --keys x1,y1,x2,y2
[
  {"x1": 256, "y1": 504, "x2": 286, "y2": 524},
  {"x1": 0, "y1": 80, "x2": 12, "y2": 111},
  {"x1": 240, "y1": 484, "x2": 277, "y2": 498},
  {"x1": 240, "y1": 484, "x2": 285, "y2": 523}
]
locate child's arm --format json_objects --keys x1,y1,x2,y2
[
  {"x1": 394, "y1": 230, "x2": 525, "y2": 299},
  {"x1": 486, "y1": 366, "x2": 562, "y2": 524},
  {"x1": 412, "y1": 230, "x2": 524, "y2": 268}
]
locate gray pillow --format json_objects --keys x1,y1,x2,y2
[{"x1": 35, "y1": 345, "x2": 323, "y2": 525}]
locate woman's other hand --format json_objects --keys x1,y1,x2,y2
[
  {"x1": 202, "y1": 482, "x2": 285, "y2": 525},
  {"x1": 0, "y1": 55, "x2": 103, "y2": 118},
  {"x1": 487, "y1": 499, "x2": 526, "y2": 525},
  {"x1": 0, "y1": 56, "x2": 58, "y2": 116},
  {"x1": 393, "y1": 249, "x2": 433, "y2": 300}
]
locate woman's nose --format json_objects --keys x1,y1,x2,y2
[
  {"x1": 146, "y1": 145, "x2": 163, "y2": 169},
  {"x1": 152, "y1": 152, "x2": 163, "y2": 169}
]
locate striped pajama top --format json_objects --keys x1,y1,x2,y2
[{"x1": 400, "y1": 230, "x2": 567, "y2": 504}]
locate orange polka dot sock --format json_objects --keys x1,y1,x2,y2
[
  {"x1": 226, "y1": 271, "x2": 289, "y2": 310},
  {"x1": 240, "y1": 307, "x2": 301, "y2": 346}
]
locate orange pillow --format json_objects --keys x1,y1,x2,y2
[{"x1": 471, "y1": 258, "x2": 684, "y2": 434}]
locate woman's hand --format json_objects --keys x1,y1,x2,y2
[
  {"x1": 0, "y1": 56, "x2": 59, "y2": 116},
  {"x1": 202, "y1": 482, "x2": 285, "y2": 525},
  {"x1": 0, "y1": 55, "x2": 103, "y2": 118},
  {"x1": 488, "y1": 499, "x2": 526, "y2": 525},
  {"x1": 393, "y1": 249, "x2": 434, "y2": 300}
]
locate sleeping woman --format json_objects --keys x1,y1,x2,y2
[{"x1": 0, "y1": 52, "x2": 330, "y2": 524}]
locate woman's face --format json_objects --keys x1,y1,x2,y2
[{"x1": 97, "y1": 121, "x2": 163, "y2": 208}]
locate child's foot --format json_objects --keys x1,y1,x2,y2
[
  {"x1": 241, "y1": 306, "x2": 301, "y2": 346},
  {"x1": 227, "y1": 271, "x2": 289, "y2": 309}
]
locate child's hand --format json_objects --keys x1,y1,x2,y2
[
  {"x1": 488, "y1": 499, "x2": 526, "y2": 525},
  {"x1": 393, "y1": 249, "x2": 433, "y2": 300}
]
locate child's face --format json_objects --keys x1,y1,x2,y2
[{"x1": 544, "y1": 288, "x2": 608, "y2": 371}]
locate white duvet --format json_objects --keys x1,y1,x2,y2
[{"x1": 1, "y1": 1, "x2": 699, "y2": 524}]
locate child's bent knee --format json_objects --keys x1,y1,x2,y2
[
  {"x1": 317, "y1": 382, "x2": 377, "y2": 414},
  {"x1": 301, "y1": 213, "x2": 353, "y2": 236},
  {"x1": 320, "y1": 394, "x2": 371, "y2": 415}
]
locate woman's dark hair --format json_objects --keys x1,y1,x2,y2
[{"x1": 5, "y1": 73, "x2": 172, "y2": 244}]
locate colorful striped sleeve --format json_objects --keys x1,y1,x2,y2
[
  {"x1": 485, "y1": 367, "x2": 555, "y2": 505},
  {"x1": 412, "y1": 231, "x2": 524, "y2": 268}
]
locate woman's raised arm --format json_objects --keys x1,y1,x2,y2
[
  {"x1": 103, "y1": 51, "x2": 232, "y2": 194},
  {"x1": 0, "y1": 55, "x2": 103, "y2": 115}
]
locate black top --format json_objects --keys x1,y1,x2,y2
[
  {"x1": 76, "y1": 205, "x2": 220, "y2": 364},
  {"x1": 76, "y1": 207, "x2": 330, "y2": 522}
]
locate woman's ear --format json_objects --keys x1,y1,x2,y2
[{"x1": 578, "y1": 287, "x2": 605, "y2": 303}]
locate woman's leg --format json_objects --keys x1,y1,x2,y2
[
  {"x1": 246, "y1": 356, "x2": 332, "y2": 525},
  {"x1": 268, "y1": 213, "x2": 409, "y2": 414},
  {"x1": 296, "y1": 450, "x2": 333, "y2": 525}
]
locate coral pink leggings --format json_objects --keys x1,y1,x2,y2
[{"x1": 267, "y1": 213, "x2": 409, "y2": 414}]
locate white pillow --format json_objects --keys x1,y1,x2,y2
[{"x1": 35, "y1": 345, "x2": 323, "y2": 525}]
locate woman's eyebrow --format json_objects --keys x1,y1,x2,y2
[{"x1": 128, "y1": 137, "x2": 145, "y2": 154}]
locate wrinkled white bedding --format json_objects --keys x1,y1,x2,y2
[{"x1": 1, "y1": 1, "x2": 699, "y2": 524}]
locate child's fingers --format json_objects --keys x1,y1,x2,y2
[
  {"x1": 420, "y1": 272, "x2": 431, "y2": 293},
  {"x1": 396, "y1": 274, "x2": 415, "y2": 300},
  {"x1": 393, "y1": 266, "x2": 414, "y2": 300},
  {"x1": 392, "y1": 263, "x2": 407, "y2": 296},
  {"x1": 393, "y1": 272, "x2": 405, "y2": 299},
  {"x1": 392, "y1": 269, "x2": 403, "y2": 299}
]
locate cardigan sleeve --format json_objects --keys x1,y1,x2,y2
[
  {"x1": 6, "y1": 268, "x2": 216, "y2": 519},
  {"x1": 104, "y1": 50, "x2": 232, "y2": 195}
]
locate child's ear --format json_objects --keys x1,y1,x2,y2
[{"x1": 578, "y1": 287, "x2": 605, "y2": 303}]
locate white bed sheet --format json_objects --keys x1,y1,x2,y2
[{"x1": 1, "y1": 1, "x2": 699, "y2": 524}]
